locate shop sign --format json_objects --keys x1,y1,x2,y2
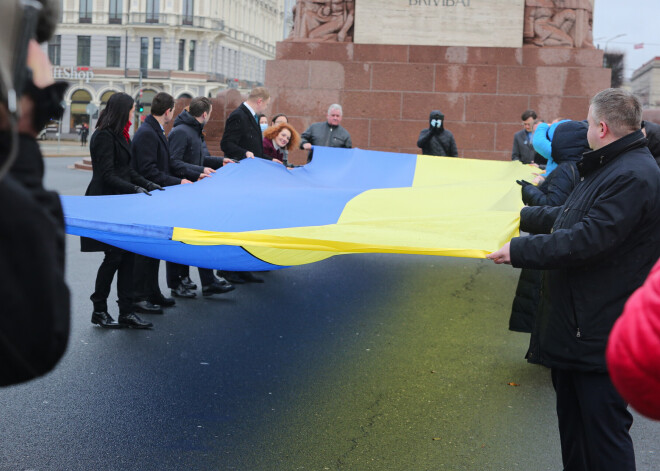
[{"x1": 52, "y1": 66, "x2": 95, "y2": 83}]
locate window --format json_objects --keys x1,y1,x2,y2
[
  {"x1": 188, "y1": 40, "x2": 196, "y2": 71},
  {"x1": 107, "y1": 37, "x2": 121, "y2": 67},
  {"x1": 182, "y1": 0, "x2": 194, "y2": 25},
  {"x1": 152, "y1": 38, "x2": 161, "y2": 70},
  {"x1": 48, "y1": 35, "x2": 61, "y2": 66},
  {"x1": 140, "y1": 37, "x2": 149, "y2": 74},
  {"x1": 79, "y1": 0, "x2": 92, "y2": 23},
  {"x1": 77, "y1": 36, "x2": 91, "y2": 66},
  {"x1": 178, "y1": 39, "x2": 185, "y2": 71},
  {"x1": 109, "y1": 0, "x2": 122, "y2": 24},
  {"x1": 146, "y1": 0, "x2": 160, "y2": 23}
]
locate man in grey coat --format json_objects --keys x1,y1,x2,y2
[
  {"x1": 300, "y1": 104, "x2": 352, "y2": 154},
  {"x1": 512, "y1": 109, "x2": 543, "y2": 165}
]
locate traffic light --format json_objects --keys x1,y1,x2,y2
[{"x1": 137, "y1": 101, "x2": 144, "y2": 113}]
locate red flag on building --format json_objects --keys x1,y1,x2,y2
[{"x1": 634, "y1": 43, "x2": 644, "y2": 49}]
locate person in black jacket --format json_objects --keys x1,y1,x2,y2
[
  {"x1": 219, "y1": 88, "x2": 270, "y2": 283},
  {"x1": 642, "y1": 119, "x2": 660, "y2": 165},
  {"x1": 220, "y1": 87, "x2": 270, "y2": 160},
  {"x1": 0, "y1": 0, "x2": 70, "y2": 385},
  {"x1": 131, "y1": 92, "x2": 190, "y2": 313},
  {"x1": 509, "y1": 120, "x2": 586, "y2": 333},
  {"x1": 82, "y1": 92, "x2": 161, "y2": 329},
  {"x1": 488, "y1": 88, "x2": 660, "y2": 471},
  {"x1": 416, "y1": 110, "x2": 458, "y2": 157},
  {"x1": 168, "y1": 96, "x2": 235, "y2": 296}
]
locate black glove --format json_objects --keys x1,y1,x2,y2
[
  {"x1": 516, "y1": 180, "x2": 532, "y2": 187},
  {"x1": 146, "y1": 182, "x2": 164, "y2": 191},
  {"x1": 134, "y1": 186, "x2": 152, "y2": 196}
]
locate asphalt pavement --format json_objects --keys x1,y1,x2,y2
[{"x1": 0, "y1": 156, "x2": 658, "y2": 470}]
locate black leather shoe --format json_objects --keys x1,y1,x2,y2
[
  {"x1": 202, "y1": 280, "x2": 236, "y2": 296},
  {"x1": 179, "y1": 276, "x2": 197, "y2": 290},
  {"x1": 214, "y1": 276, "x2": 233, "y2": 288},
  {"x1": 150, "y1": 294, "x2": 175, "y2": 307},
  {"x1": 171, "y1": 283, "x2": 196, "y2": 298},
  {"x1": 238, "y1": 271, "x2": 264, "y2": 283},
  {"x1": 91, "y1": 311, "x2": 123, "y2": 328},
  {"x1": 134, "y1": 300, "x2": 164, "y2": 314},
  {"x1": 217, "y1": 270, "x2": 246, "y2": 284},
  {"x1": 118, "y1": 312, "x2": 153, "y2": 329}
]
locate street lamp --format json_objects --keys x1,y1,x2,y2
[
  {"x1": 595, "y1": 33, "x2": 627, "y2": 51},
  {"x1": 595, "y1": 34, "x2": 627, "y2": 68}
]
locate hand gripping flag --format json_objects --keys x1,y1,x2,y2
[{"x1": 61, "y1": 147, "x2": 537, "y2": 271}]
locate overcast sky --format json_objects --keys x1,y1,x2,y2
[{"x1": 592, "y1": 0, "x2": 660, "y2": 79}]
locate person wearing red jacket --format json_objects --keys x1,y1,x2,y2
[{"x1": 607, "y1": 257, "x2": 660, "y2": 421}]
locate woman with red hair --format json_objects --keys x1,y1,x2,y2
[{"x1": 262, "y1": 122, "x2": 300, "y2": 167}]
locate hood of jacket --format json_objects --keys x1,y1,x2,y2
[
  {"x1": 551, "y1": 120, "x2": 589, "y2": 164},
  {"x1": 429, "y1": 110, "x2": 445, "y2": 132},
  {"x1": 173, "y1": 109, "x2": 203, "y2": 135}
]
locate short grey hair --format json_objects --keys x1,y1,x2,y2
[
  {"x1": 590, "y1": 88, "x2": 642, "y2": 138},
  {"x1": 327, "y1": 104, "x2": 343, "y2": 115}
]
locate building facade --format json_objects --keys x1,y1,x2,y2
[
  {"x1": 47, "y1": 0, "x2": 285, "y2": 135},
  {"x1": 631, "y1": 57, "x2": 660, "y2": 111}
]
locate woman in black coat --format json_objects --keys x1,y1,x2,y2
[
  {"x1": 509, "y1": 120, "x2": 587, "y2": 333},
  {"x1": 82, "y1": 92, "x2": 160, "y2": 329}
]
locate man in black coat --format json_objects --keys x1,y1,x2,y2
[
  {"x1": 488, "y1": 88, "x2": 660, "y2": 471},
  {"x1": 416, "y1": 110, "x2": 458, "y2": 157},
  {"x1": 131, "y1": 92, "x2": 192, "y2": 311},
  {"x1": 168, "y1": 96, "x2": 235, "y2": 296},
  {"x1": 220, "y1": 87, "x2": 270, "y2": 160},
  {"x1": 219, "y1": 88, "x2": 271, "y2": 283}
]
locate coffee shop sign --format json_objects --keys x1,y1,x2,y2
[
  {"x1": 409, "y1": 0, "x2": 470, "y2": 5},
  {"x1": 52, "y1": 66, "x2": 95, "y2": 83}
]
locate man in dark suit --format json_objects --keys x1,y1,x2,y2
[
  {"x1": 512, "y1": 109, "x2": 544, "y2": 166},
  {"x1": 131, "y1": 92, "x2": 193, "y2": 312},
  {"x1": 221, "y1": 87, "x2": 270, "y2": 160},
  {"x1": 219, "y1": 87, "x2": 271, "y2": 283}
]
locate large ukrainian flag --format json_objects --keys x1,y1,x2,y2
[{"x1": 61, "y1": 147, "x2": 537, "y2": 271}]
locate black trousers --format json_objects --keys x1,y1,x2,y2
[
  {"x1": 133, "y1": 255, "x2": 162, "y2": 302},
  {"x1": 90, "y1": 247, "x2": 134, "y2": 315},
  {"x1": 166, "y1": 262, "x2": 214, "y2": 288},
  {"x1": 551, "y1": 368, "x2": 635, "y2": 471}
]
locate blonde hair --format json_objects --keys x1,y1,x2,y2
[{"x1": 248, "y1": 87, "x2": 270, "y2": 101}]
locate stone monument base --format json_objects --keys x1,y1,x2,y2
[{"x1": 263, "y1": 42, "x2": 610, "y2": 163}]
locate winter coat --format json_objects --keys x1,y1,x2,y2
[
  {"x1": 643, "y1": 120, "x2": 660, "y2": 166},
  {"x1": 81, "y1": 128, "x2": 154, "y2": 252},
  {"x1": 262, "y1": 137, "x2": 286, "y2": 164},
  {"x1": 607, "y1": 257, "x2": 660, "y2": 420},
  {"x1": 510, "y1": 130, "x2": 660, "y2": 372},
  {"x1": 509, "y1": 121, "x2": 587, "y2": 333},
  {"x1": 521, "y1": 120, "x2": 585, "y2": 206},
  {"x1": 416, "y1": 110, "x2": 458, "y2": 157},
  {"x1": 169, "y1": 110, "x2": 224, "y2": 181},
  {"x1": 220, "y1": 103, "x2": 264, "y2": 160},
  {"x1": 300, "y1": 121, "x2": 352, "y2": 149},
  {"x1": 0, "y1": 133, "x2": 70, "y2": 386},
  {"x1": 131, "y1": 114, "x2": 180, "y2": 187}
]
